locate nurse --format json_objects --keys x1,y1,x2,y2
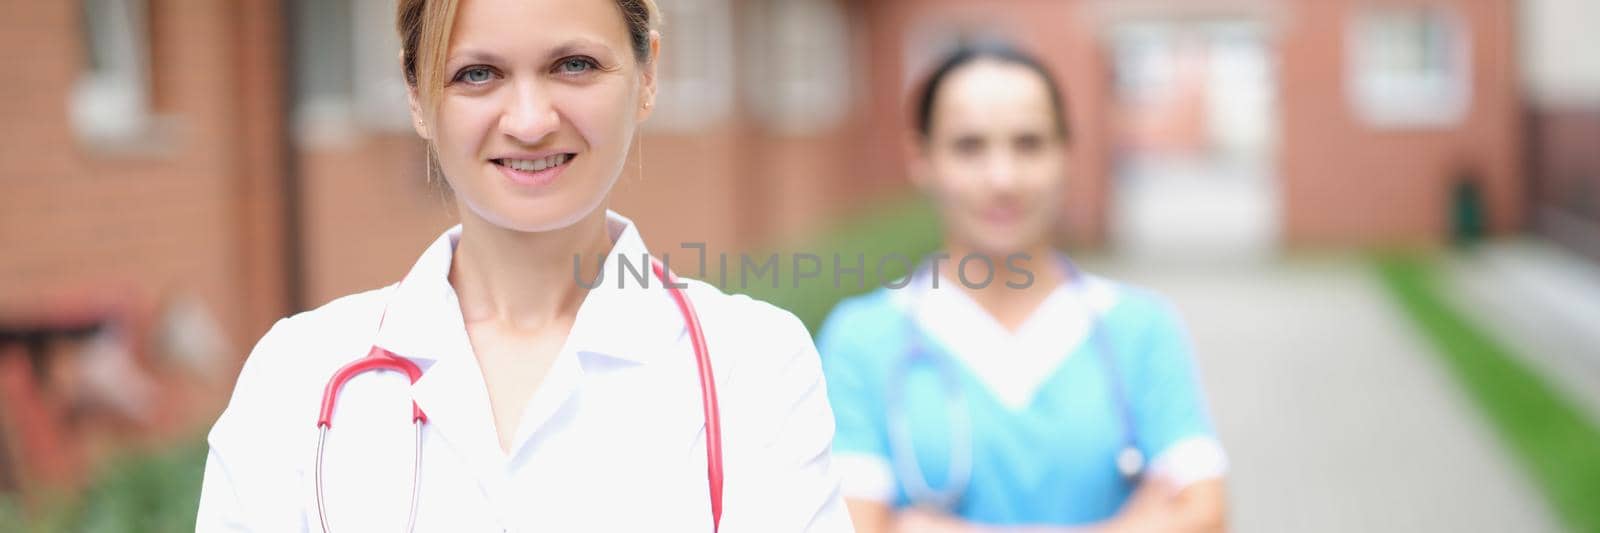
[
  {"x1": 818, "y1": 41, "x2": 1228, "y2": 532},
  {"x1": 196, "y1": 0, "x2": 850, "y2": 531}
]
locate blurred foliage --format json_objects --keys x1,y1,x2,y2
[
  {"x1": 723, "y1": 194, "x2": 943, "y2": 333},
  {"x1": 0, "y1": 438, "x2": 207, "y2": 533},
  {"x1": 1375, "y1": 254, "x2": 1600, "y2": 533}
]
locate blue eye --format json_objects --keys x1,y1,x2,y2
[
  {"x1": 557, "y1": 57, "x2": 597, "y2": 74},
  {"x1": 455, "y1": 66, "x2": 494, "y2": 84}
]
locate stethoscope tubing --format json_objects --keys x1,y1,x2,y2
[{"x1": 886, "y1": 345, "x2": 972, "y2": 509}]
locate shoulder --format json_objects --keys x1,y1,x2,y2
[
  {"x1": 674, "y1": 280, "x2": 832, "y2": 415},
  {"x1": 817, "y1": 288, "x2": 909, "y2": 348},
  {"x1": 1088, "y1": 275, "x2": 1185, "y2": 332},
  {"x1": 815, "y1": 288, "x2": 905, "y2": 355},
  {"x1": 820, "y1": 289, "x2": 904, "y2": 334},
  {"x1": 210, "y1": 285, "x2": 395, "y2": 449},
  {"x1": 806, "y1": 288, "x2": 908, "y2": 385},
  {"x1": 256, "y1": 287, "x2": 391, "y2": 362},
  {"x1": 231, "y1": 286, "x2": 394, "y2": 403},
  {"x1": 1084, "y1": 276, "x2": 1197, "y2": 371},
  {"x1": 679, "y1": 278, "x2": 811, "y2": 358}
]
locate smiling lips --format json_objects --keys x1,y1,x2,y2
[
  {"x1": 981, "y1": 202, "x2": 1023, "y2": 225},
  {"x1": 492, "y1": 153, "x2": 575, "y2": 187}
]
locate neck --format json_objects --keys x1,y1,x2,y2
[
  {"x1": 942, "y1": 238, "x2": 1067, "y2": 331},
  {"x1": 450, "y1": 207, "x2": 613, "y2": 330}
]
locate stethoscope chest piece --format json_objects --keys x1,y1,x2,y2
[{"x1": 1116, "y1": 446, "x2": 1145, "y2": 481}]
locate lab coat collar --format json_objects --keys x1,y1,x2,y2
[
  {"x1": 370, "y1": 224, "x2": 468, "y2": 366},
  {"x1": 372, "y1": 210, "x2": 684, "y2": 367},
  {"x1": 888, "y1": 255, "x2": 1122, "y2": 410},
  {"x1": 566, "y1": 211, "x2": 687, "y2": 364}
]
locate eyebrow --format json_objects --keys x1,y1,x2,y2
[
  {"x1": 446, "y1": 48, "x2": 506, "y2": 68},
  {"x1": 546, "y1": 38, "x2": 614, "y2": 61},
  {"x1": 447, "y1": 38, "x2": 617, "y2": 68}
]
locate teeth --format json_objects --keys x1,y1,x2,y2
[{"x1": 503, "y1": 154, "x2": 568, "y2": 172}]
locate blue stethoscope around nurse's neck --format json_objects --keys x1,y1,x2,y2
[{"x1": 885, "y1": 255, "x2": 1144, "y2": 511}]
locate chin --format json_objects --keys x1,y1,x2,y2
[
  {"x1": 464, "y1": 194, "x2": 605, "y2": 234},
  {"x1": 971, "y1": 241, "x2": 1029, "y2": 258}
]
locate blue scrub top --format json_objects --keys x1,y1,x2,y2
[{"x1": 816, "y1": 278, "x2": 1219, "y2": 526}]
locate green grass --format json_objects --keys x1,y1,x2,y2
[
  {"x1": 1375, "y1": 254, "x2": 1600, "y2": 533},
  {"x1": 0, "y1": 438, "x2": 208, "y2": 533},
  {"x1": 719, "y1": 195, "x2": 944, "y2": 332}
]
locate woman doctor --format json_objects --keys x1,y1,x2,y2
[
  {"x1": 196, "y1": 0, "x2": 851, "y2": 531},
  {"x1": 817, "y1": 42, "x2": 1228, "y2": 532}
]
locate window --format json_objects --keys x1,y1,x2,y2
[
  {"x1": 648, "y1": 0, "x2": 735, "y2": 132},
  {"x1": 293, "y1": 0, "x2": 412, "y2": 146},
  {"x1": 1346, "y1": 6, "x2": 1471, "y2": 128},
  {"x1": 72, "y1": 0, "x2": 152, "y2": 143},
  {"x1": 1110, "y1": 22, "x2": 1182, "y2": 105},
  {"x1": 351, "y1": 0, "x2": 412, "y2": 131},
  {"x1": 741, "y1": 0, "x2": 852, "y2": 136}
]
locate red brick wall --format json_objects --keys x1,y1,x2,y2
[
  {"x1": 0, "y1": 0, "x2": 288, "y2": 353},
  {"x1": 295, "y1": 134, "x2": 455, "y2": 308},
  {"x1": 1276, "y1": 0, "x2": 1524, "y2": 246},
  {"x1": 0, "y1": 0, "x2": 288, "y2": 488}
]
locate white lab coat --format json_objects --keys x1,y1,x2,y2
[{"x1": 197, "y1": 211, "x2": 853, "y2": 532}]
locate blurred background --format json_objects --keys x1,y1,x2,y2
[{"x1": 2, "y1": 0, "x2": 1598, "y2": 531}]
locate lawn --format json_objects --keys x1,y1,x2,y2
[
  {"x1": 713, "y1": 195, "x2": 943, "y2": 331},
  {"x1": 1375, "y1": 254, "x2": 1600, "y2": 533}
]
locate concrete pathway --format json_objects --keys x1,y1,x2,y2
[
  {"x1": 1089, "y1": 256, "x2": 1562, "y2": 532},
  {"x1": 1111, "y1": 155, "x2": 1280, "y2": 262}
]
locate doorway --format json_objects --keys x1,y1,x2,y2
[{"x1": 1104, "y1": 17, "x2": 1280, "y2": 260}]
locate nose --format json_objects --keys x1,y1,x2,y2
[
  {"x1": 499, "y1": 78, "x2": 559, "y2": 144},
  {"x1": 982, "y1": 150, "x2": 1019, "y2": 191}
]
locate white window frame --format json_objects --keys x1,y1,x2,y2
[
  {"x1": 71, "y1": 0, "x2": 153, "y2": 145},
  {"x1": 352, "y1": 0, "x2": 413, "y2": 132},
  {"x1": 646, "y1": 0, "x2": 735, "y2": 132},
  {"x1": 294, "y1": 0, "x2": 413, "y2": 147},
  {"x1": 1345, "y1": 6, "x2": 1472, "y2": 128},
  {"x1": 741, "y1": 0, "x2": 852, "y2": 136}
]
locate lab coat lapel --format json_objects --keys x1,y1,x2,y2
[
  {"x1": 505, "y1": 212, "x2": 689, "y2": 455},
  {"x1": 565, "y1": 211, "x2": 686, "y2": 363},
  {"x1": 408, "y1": 347, "x2": 507, "y2": 480},
  {"x1": 372, "y1": 225, "x2": 507, "y2": 479}
]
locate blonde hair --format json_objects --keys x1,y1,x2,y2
[{"x1": 397, "y1": 0, "x2": 660, "y2": 120}]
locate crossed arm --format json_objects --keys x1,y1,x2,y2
[{"x1": 845, "y1": 478, "x2": 1227, "y2": 533}]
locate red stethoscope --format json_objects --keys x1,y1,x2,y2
[{"x1": 314, "y1": 257, "x2": 723, "y2": 532}]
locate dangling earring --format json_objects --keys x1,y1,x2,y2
[
  {"x1": 425, "y1": 147, "x2": 436, "y2": 186},
  {"x1": 637, "y1": 135, "x2": 645, "y2": 183}
]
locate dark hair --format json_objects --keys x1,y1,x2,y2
[
  {"x1": 614, "y1": 0, "x2": 659, "y2": 64},
  {"x1": 913, "y1": 40, "x2": 1070, "y2": 143}
]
